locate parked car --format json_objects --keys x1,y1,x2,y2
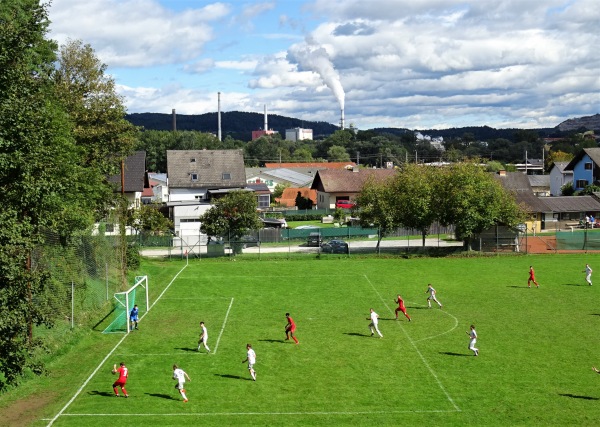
[
  {"x1": 307, "y1": 232, "x2": 323, "y2": 247},
  {"x1": 335, "y1": 200, "x2": 356, "y2": 209},
  {"x1": 320, "y1": 239, "x2": 349, "y2": 254},
  {"x1": 239, "y1": 235, "x2": 260, "y2": 248}
]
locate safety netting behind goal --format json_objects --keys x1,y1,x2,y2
[{"x1": 103, "y1": 276, "x2": 148, "y2": 334}]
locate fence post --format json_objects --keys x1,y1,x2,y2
[{"x1": 71, "y1": 280, "x2": 74, "y2": 329}]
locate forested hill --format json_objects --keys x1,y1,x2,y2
[
  {"x1": 127, "y1": 111, "x2": 596, "y2": 142},
  {"x1": 126, "y1": 111, "x2": 339, "y2": 141}
]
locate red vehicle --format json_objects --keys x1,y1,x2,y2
[{"x1": 335, "y1": 200, "x2": 356, "y2": 209}]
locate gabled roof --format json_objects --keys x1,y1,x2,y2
[
  {"x1": 493, "y1": 171, "x2": 532, "y2": 192},
  {"x1": 246, "y1": 167, "x2": 313, "y2": 186},
  {"x1": 167, "y1": 149, "x2": 246, "y2": 189},
  {"x1": 565, "y1": 148, "x2": 600, "y2": 171},
  {"x1": 550, "y1": 161, "x2": 572, "y2": 174},
  {"x1": 528, "y1": 175, "x2": 550, "y2": 187},
  {"x1": 277, "y1": 188, "x2": 317, "y2": 207},
  {"x1": 542, "y1": 196, "x2": 600, "y2": 213},
  {"x1": 494, "y1": 171, "x2": 548, "y2": 212},
  {"x1": 108, "y1": 151, "x2": 147, "y2": 193},
  {"x1": 311, "y1": 169, "x2": 396, "y2": 193},
  {"x1": 265, "y1": 162, "x2": 356, "y2": 169}
]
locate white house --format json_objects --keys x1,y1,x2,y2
[{"x1": 549, "y1": 161, "x2": 573, "y2": 196}]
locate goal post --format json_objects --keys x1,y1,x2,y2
[{"x1": 103, "y1": 275, "x2": 149, "y2": 334}]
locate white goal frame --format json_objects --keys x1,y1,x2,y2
[{"x1": 103, "y1": 275, "x2": 149, "y2": 334}]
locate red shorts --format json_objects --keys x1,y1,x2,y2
[
  {"x1": 113, "y1": 379, "x2": 127, "y2": 388},
  {"x1": 396, "y1": 306, "x2": 407, "y2": 313},
  {"x1": 286, "y1": 325, "x2": 296, "y2": 333}
]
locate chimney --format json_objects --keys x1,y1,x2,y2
[
  {"x1": 217, "y1": 92, "x2": 222, "y2": 141},
  {"x1": 340, "y1": 108, "x2": 345, "y2": 130},
  {"x1": 264, "y1": 104, "x2": 268, "y2": 131},
  {"x1": 172, "y1": 109, "x2": 176, "y2": 132}
]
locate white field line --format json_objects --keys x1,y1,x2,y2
[
  {"x1": 213, "y1": 297, "x2": 234, "y2": 355},
  {"x1": 363, "y1": 274, "x2": 461, "y2": 412},
  {"x1": 52, "y1": 409, "x2": 459, "y2": 418},
  {"x1": 46, "y1": 263, "x2": 189, "y2": 427}
]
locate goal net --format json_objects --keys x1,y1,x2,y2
[{"x1": 103, "y1": 275, "x2": 149, "y2": 334}]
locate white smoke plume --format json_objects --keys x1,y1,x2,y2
[{"x1": 288, "y1": 44, "x2": 345, "y2": 110}]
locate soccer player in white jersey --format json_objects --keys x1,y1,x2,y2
[
  {"x1": 426, "y1": 284, "x2": 443, "y2": 308},
  {"x1": 242, "y1": 344, "x2": 257, "y2": 381},
  {"x1": 583, "y1": 264, "x2": 593, "y2": 286},
  {"x1": 172, "y1": 364, "x2": 191, "y2": 402},
  {"x1": 367, "y1": 308, "x2": 383, "y2": 338},
  {"x1": 466, "y1": 325, "x2": 479, "y2": 356},
  {"x1": 197, "y1": 321, "x2": 210, "y2": 353}
]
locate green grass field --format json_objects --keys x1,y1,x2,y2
[{"x1": 11, "y1": 254, "x2": 600, "y2": 426}]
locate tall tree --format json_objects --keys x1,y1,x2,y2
[
  {"x1": 354, "y1": 176, "x2": 397, "y2": 251},
  {"x1": 199, "y1": 191, "x2": 262, "y2": 253},
  {"x1": 432, "y1": 163, "x2": 524, "y2": 249},
  {"x1": 0, "y1": 0, "x2": 84, "y2": 389},
  {"x1": 390, "y1": 164, "x2": 437, "y2": 246},
  {"x1": 53, "y1": 39, "x2": 138, "y2": 178}
]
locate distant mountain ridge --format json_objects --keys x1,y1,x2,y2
[
  {"x1": 557, "y1": 113, "x2": 600, "y2": 132},
  {"x1": 126, "y1": 111, "x2": 339, "y2": 141},
  {"x1": 126, "y1": 112, "x2": 597, "y2": 141}
]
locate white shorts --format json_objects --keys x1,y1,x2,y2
[
  {"x1": 175, "y1": 381, "x2": 185, "y2": 390},
  {"x1": 247, "y1": 363, "x2": 254, "y2": 370}
]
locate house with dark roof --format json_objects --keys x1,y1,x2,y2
[
  {"x1": 107, "y1": 151, "x2": 148, "y2": 209},
  {"x1": 564, "y1": 148, "x2": 600, "y2": 191},
  {"x1": 166, "y1": 150, "x2": 248, "y2": 248},
  {"x1": 549, "y1": 161, "x2": 573, "y2": 196},
  {"x1": 310, "y1": 168, "x2": 396, "y2": 209}
]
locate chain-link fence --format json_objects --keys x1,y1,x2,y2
[{"x1": 30, "y1": 229, "x2": 124, "y2": 346}]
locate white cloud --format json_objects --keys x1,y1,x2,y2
[{"x1": 48, "y1": 0, "x2": 230, "y2": 67}]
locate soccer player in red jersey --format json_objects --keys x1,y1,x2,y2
[
  {"x1": 285, "y1": 313, "x2": 299, "y2": 344},
  {"x1": 112, "y1": 362, "x2": 129, "y2": 397},
  {"x1": 394, "y1": 294, "x2": 411, "y2": 321},
  {"x1": 528, "y1": 265, "x2": 539, "y2": 288}
]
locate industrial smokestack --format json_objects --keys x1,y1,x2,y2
[
  {"x1": 340, "y1": 108, "x2": 345, "y2": 130},
  {"x1": 264, "y1": 104, "x2": 268, "y2": 131},
  {"x1": 172, "y1": 108, "x2": 176, "y2": 132},
  {"x1": 217, "y1": 92, "x2": 222, "y2": 141}
]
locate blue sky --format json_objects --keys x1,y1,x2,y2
[{"x1": 46, "y1": 0, "x2": 599, "y2": 130}]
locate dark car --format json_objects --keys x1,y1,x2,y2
[
  {"x1": 307, "y1": 232, "x2": 323, "y2": 247},
  {"x1": 239, "y1": 235, "x2": 260, "y2": 248},
  {"x1": 321, "y1": 239, "x2": 349, "y2": 254}
]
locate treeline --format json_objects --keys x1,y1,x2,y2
[
  {"x1": 0, "y1": 1, "x2": 136, "y2": 390},
  {"x1": 135, "y1": 125, "x2": 595, "y2": 172},
  {"x1": 126, "y1": 111, "x2": 340, "y2": 141}
]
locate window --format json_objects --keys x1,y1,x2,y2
[
  {"x1": 105, "y1": 223, "x2": 115, "y2": 232},
  {"x1": 257, "y1": 194, "x2": 270, "y2": 208},
  {"x1": 222, "y1": 173, "x2": 231, "y2": 180},
  {"x1": 191, "y1": 173, "x2": 198, "y2": 181},
  {"x1": 576, "y1": 179, "x2": 588, "y2": 188},
  {"x1": 585, "y1": 162, "x2": 593, "y2": 170}
]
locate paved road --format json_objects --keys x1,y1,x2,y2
[{"x1": 140, "y1": 238, "x2": 463, "y2": 257}]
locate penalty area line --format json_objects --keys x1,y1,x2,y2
[
  {"x1": 363, "y1": 274, "x2": 461, "y2": 412},
  {"x1": 213, "y1": 297, "x2": 234, "y2": 355},
  {"x1": 46, "y1": 263, "x2": 189, "y2": 427},
  {"x1": 57, "y1": 409, "x2": 461, "y2": 417}
]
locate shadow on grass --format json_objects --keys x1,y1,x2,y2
[
  {"x1": 145, "y1": 393, "x2": 178, "y2": 400},
  {"x1": 410, "y1": 306, "x2": 431, "y2": 310},
  {"x1": 174, "y1": 347, "x2": 197, "y2": 352},
  {"x1": 562, "y1": 283, "x2": 585, "y2": 286},
  {"x1": 506, "y1": 285, "x2": 530, "y2": 289},
  {"x1": 258, "y1": 338, "x2": 285, "y2": 343},
  {"x1": 439, "y1": 352, "x2": 471, "y2": 357},
  {"x1": 590, "y1": 314, "x2": 600, "y2": 316},
  {"x1": 87, "y1": 391, "x2": 114, "y2": 397},
  {"x1": 215, "y1": 373, "x2": 250, "y2": 381},
  {"x1": 559, "y1": 393, "x2": 599, "y2": 400},
  {"x1": 343, "y1": 332, "x2": 370, "y2": 337}
]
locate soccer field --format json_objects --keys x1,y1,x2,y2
[{"x1": 44, "y1": 254, "x2": 600, "y2": 426}]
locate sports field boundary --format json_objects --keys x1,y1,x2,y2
[
  {"x1": 363, "y1": 274, "x2": 461, "y2": 412},
  {"x1": 46, "y1": 262, "x2": 189, "y2": 427}
]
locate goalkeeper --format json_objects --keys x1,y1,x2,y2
[{"x1": 130, "y1": 305, "x2": 139, "y2": 331}]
